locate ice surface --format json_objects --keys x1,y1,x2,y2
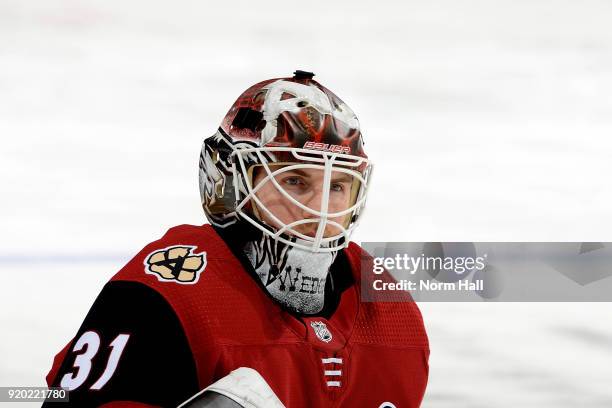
[{"x1": 1, "y1": 1, "x2": 611, "y2": 406}]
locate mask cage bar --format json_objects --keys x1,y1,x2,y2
[{"x1": 230, "y1": 146, "x2": 373, "y2": 252}]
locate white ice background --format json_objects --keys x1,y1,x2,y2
[{"x1": 1, "y1": 1, "x2": 612, "y2": 407}]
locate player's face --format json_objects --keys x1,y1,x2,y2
[{"x1": 251, "y1": 165, "x2": 356, "y2": 238}]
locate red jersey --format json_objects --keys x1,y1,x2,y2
[{"x1": 45, "y1": 224, "x2": 429, "y2": 407}]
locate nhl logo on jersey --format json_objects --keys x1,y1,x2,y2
[
  {"x1": 310, "y1": 321, "x2": 332, "y2": 343},
  {"x1": 144, "y1": 245, "x2": 207, "y2": 284}
]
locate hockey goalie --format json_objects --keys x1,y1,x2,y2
[{"x1": 43, "y1": 71, "x2": 430, "y2": 407}]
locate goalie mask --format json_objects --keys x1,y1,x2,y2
[{"x1": 199, "y1": 71, "x2": 373, "y2": 314}]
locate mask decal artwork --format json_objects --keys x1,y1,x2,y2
[{"x1": 243, "y1": 234, "x2": 338, "y2": 314}]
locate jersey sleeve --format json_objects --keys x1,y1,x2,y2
[{"x1": 43, "y1": 280, "x2": 200, "y2": 407}]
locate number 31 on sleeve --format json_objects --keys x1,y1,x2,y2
[{"x1": 60, "y1": 331, "x2": 130, "y2": 391}]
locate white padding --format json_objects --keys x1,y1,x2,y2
[{"x1": 179, "y1": 367, "x2": 285, "y2": 408}]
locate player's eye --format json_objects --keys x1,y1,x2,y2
[
  {"x1": 282, "y1": 176, "x2": 306, "y2": 187},
  {"x1": 331, "y1": 183, "x2": 345, "y2": 192}
]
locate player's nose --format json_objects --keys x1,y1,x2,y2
[
  {"x1": 296, "y1": 190, "x2": 326, "y2": 237},
  {"x1": 302, "y1": 187, "x2": 327, "y2": 214}
]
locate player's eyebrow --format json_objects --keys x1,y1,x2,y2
[
  {"x1": 283, "y1": 168, "x2": 353, "y2": 183},
  {"x1": 331, "y1": 174, "x2": 353, "y2": 183},
  {"x1": 284, "y1": 168, "x2": 311, "y2": 178}
]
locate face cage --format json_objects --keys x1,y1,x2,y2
[{"x1": 230, "y1": 146, "x2": 373, "y2": 253}]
